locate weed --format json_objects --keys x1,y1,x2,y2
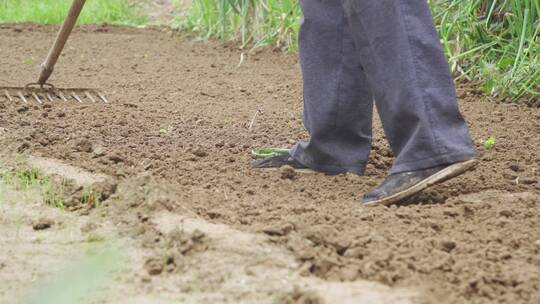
[
  {"x1": 22, "y1": 58, "x2": 34, "y2": 65},
  {"x1": 0, "y1": 165, "x2": 65, "y2": 208},
  {"x1": 80, "y1": 188, "x2": 100, "y2": 208},
  {"x1": 159, "y1": 125, "x2": 174, "y2": 134},
  {"x1": 434, "y1": 0, "x2": 540, "y2": 103},
  {"x1": 44, "y1": 184, "x2": 66, "y2": 209},
  {"x1": 484, "y1": 136, "x2": 497, "y2": 149},
  {"x1": 176, "y1": 0, "x2": 301, "y2": 52}
]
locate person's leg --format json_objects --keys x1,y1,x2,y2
[
  {"x1": 341, "y1": 0, "x2": 476, "y2": 175},
  {"x1": 288, "y1": 0, "x2": 374, "y2": 175}
]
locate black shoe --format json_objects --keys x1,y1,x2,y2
[
  {"x1": 362, "y1": 159, "x2": 477, "y2": 206},
  {"x1": 253, "y1": 154, "x2": 314, "y2": 173}
]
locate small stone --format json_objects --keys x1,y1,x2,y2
[
  {"x1": 144, "y1": 258, "x2": 163, "y2": 276},
  {"x1": 57, "y1": 112, "x2": 66, "y2": 118},
  {"x1": 426, "y1": 220, "x2": 442, "y2": 232},
  {"x1": 339, "y1": 267, "x2": 359, "y2": 281},
  {"x1": 17, "y1": 141, "x2": 30, "y2": 152},
  {"x1": 192, "y1": 147, "x2": 208, "y2": 158},
  {"x1": 520, "y1": 177, "x2": 537, "y2": 185},
  {"x1": 108, "y1": 153, "x2": 125, "y2": 163},
  {"x1": 509, "y1": 163, "x2": 522, "y2": 172},
  {"x1": 33, "y1": 218, "x2": 54, "y2": 231},
  {"x1": 499, "y1": 210, "x2": 513, "y2": 217},
  {"x1": 502, "y1": 170, "x2": 518, "y2": 180},
  {"x1": 93, "y1": 146, "x2": 106, "y2": 157},
  {"x1": 16, "y1": 105, "x2": 29, "y2": 113},
  {"x1": 280, "y1": 165, "x2": 296, "y2": 180},
  {"x1": 440, "y1": 240, "x2": 457, "y2": 252},
  {"x1": 38, "y1": 137, "x2": 51, "y2": 146},
  {"x1": 534, "y1": 240, "x2": 540, "y2": 249},
  {"x1": 73, "y1": 139, "x2": 93, "y2": 153},
  {"x1": 262, "y1": 223, "x2": 294, "y2": 236}
]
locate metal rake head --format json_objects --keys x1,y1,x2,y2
[{"x1": 1, "y1": 83, "x2": 108, "y2": 105}]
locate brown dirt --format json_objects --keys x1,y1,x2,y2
[{"x1": 1, "y1": 24, "x2": 539, "y2": 303}]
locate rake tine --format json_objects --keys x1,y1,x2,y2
[
  {"x1": 58, "y1": 91, "x2": 68, "y2": 102},
  {"x1": 96, "y1": 92, "x2": 109, "y2": 103},
  {"x1": 31, "y1": 92, "x2": 43, "y2": 104},
  {"x1": 46, "y1": 92, "x2": 54, "y2": 102},
  {"x1": 85, "y1": 91, "x2": 96, "y2": 103},
  {"x1": 17, "y1": 91, "x2": 28, "y2": 103},
  {"x1": 4, "y1": 90, "x2": 13, "y2": 102},
  {"x1": 71, "y1": 91, "x2": 83, "y2": 103}
]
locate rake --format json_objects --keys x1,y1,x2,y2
[{"x1": 1, "y1": 0, "x2": 108, "y2": 105}]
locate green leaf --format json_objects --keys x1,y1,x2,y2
[{"x1": 484, "y1": 136, "x2": 496, "y2": 149}]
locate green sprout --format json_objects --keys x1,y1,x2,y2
[
  {"x1": 22, "y1": 58, "x2": 34, "y2": 65},
  {"x1": 159, "y1": 126, "x2": 173, "y2": 134},
  {"x1": 484, "y1": 136, "x2": 496, "y2": 149}
]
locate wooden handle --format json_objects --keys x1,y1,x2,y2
[{"x1": 38, "y1": 0, "x2": 86, "y2": 85}]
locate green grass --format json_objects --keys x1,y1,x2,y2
[
  {"x1": 484, "y1": 136, "x2": 497, "y2": 149},
  {"x1": 434, "y1": 0, "x2": 540, "y2": 104},
  {"x1": 176, "y1": 0, "x2": 301, "y2": 52},
  {"x1": 0, "y1": 165, "x2": 66, "y2": 208},
  {"x1": 0, "y1": 0, "x2": 147, "y2": 26},
  {"x1": 0, "y1": 163, "x2": 107, "y2": 208},
  {"x1": 178, "y1": 0, "x2": 540, "y2": 104}
]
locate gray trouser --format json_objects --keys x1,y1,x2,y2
[{"x1": 291, "y1": 0, "x2": 476, "y2": 175}]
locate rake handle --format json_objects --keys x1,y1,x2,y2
[{"x1": 38, "y1": 0, "x2": 87, "y2": 86}]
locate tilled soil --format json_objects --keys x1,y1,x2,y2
[{"x1": 1, "y1": 24, "x2": 539, "y2": 304}]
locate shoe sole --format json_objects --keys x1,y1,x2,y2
[
  {"x1": 256, "y1": 167, "x2": 316, "y2": 174},
  {"x1": 362, "y1": 159, "x2": 478, "y2": 207}
]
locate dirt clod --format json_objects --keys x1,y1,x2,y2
[
  {"x1": 499, "y1": 210, "x2": 512, "y2": 217},
  {"x1": 17, "y1": 141, "x2": 30, "y2": 153},
  {"x1": 144, "y1": 257, "x2": 164, "y2": 276},
  {"x1": 33, "y1": 218, "x2": 54, "y2": 230},
  {"x1": 192, "y1": 146, "x2": 208, "y2": 158},
  {"x1": 520, "y1": 177, "x2": 537, "y2": 185},
  {"x1": 73, "y1": 139, "x2": 93, "y2": 153},
  {"x1": 93, "y1": 146, "x2": 106, "y2": 157},
  {"x1": 439, "y1": 240, "x2": 457, "y2": 252},
  {"x1": 108, "y1": 153, "x2": 125, "y2": 164},
  {"x1": 281, "y1": 165, "x2": 297, "y2": 179},
  {"x1": 165, "y1": 228, "x2": 207, "y2": 255},
  {"x1": 93, "y1": 179, "x2": 118, "y2": 201},
  {"x1": 16, "y1": 106, "x2": 28, "y2": 113},
  {"x1": 262, "y1": 222, "x2": 295, "y2": 236}
]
